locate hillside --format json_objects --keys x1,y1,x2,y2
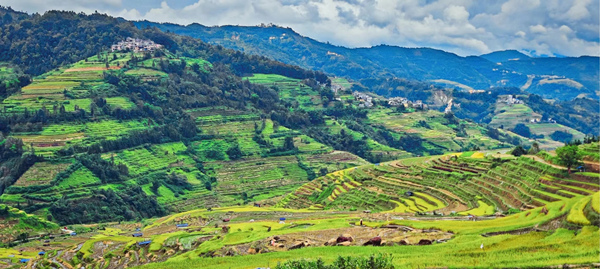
[{"x1": 134, "y1": 21, "x2": 599, "y2": 101}]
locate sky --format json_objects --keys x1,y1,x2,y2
[{"x1": 3, "y1": 0, "x2": 599, "y2": 57}]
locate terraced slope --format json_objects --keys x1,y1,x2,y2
[
  {"x1": 279, "y1": 155, "x2": 600, "y2": 215},
  {"x1": 0, "y1": 54, "x2": 371, "y2": 219},
  {"x1": 9, "y1": 193, "x2": 599, "y2": 269}
]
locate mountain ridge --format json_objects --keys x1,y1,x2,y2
[{"x1": 135, "y1": 21, "x2": 599, "y2": 100}]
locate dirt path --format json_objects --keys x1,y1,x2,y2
[
  {"x1": 583, "y1": 161, "x2": 599, "y2": 172},
  {"x1": 529, "y1": 155, "x2": 567, "y2": 170},
  {"x1": 134, "y1": 250, "x2": 140, "y2": 264}
]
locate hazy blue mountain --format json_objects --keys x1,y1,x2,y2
[
  {"x1": 135, "y1": 21, "x2": 599, "y2": 100},
  {"x1": 480, "y1": 50, "x2": 530, "y2": 63}
]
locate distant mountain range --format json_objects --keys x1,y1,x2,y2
[{"x1": 135, "y1": 21, "x2": 599, "y2": 101}]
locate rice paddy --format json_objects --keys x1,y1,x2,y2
[{"x1": 245, "y1": 74, "x2": 324, "y2": 110}]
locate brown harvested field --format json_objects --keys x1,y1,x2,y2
[
  {"x1": 23, "y1": 83, "x2": 79, "y2": 90},
  {"x1": 14, "y1": 94, "x2": 64, "y2": 100},
  {"x1": 16, "y1": 133, "x2": 85, "y2": 144},
  {"x1": 64, "y1": 66, "x2": 121, "y2": 72},
  {"x1": 14, "y1": 162, "x2": 71, "y2": 186},
  {"x1": 306, "y1": 151, "x2": 368, "y2": 164}
]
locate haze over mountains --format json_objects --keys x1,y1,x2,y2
[{"x1": 136, "y1": 21, "x2": 599, "y2": 101}]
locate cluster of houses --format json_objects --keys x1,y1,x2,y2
[
  {"x1": 353, "y1": 91, "x2": 374, "y2": 108},
  {"x1": 388, "y1": 97, "x2": 426, "y2": 110},
  {"x1": 527, "y1": 117, "x2": 556, "y2": 124},
  {"x1": 331, "y1": 84, "x2": 344, "y2": 94},
  {"x1": 503, "y1": 95, "x2": 524, "y2": 105},
  {"x1": 352, "y1": 92, "x2": 428, "y2": 110},
  {"x1": 111, "y1": 37, "x2": 163, "y2": 52}
]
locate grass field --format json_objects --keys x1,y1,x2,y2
[
  {"x1": 58, "y1": 167, "x2": 101, "y2": 189},
  {"x1": 125, "y1": 68, "x2": 168, "y2": 77}
]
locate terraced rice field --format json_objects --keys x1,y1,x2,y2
[
  {"x1": 489, "y1": 103, "x2": 540, "y2": 129},
  {"x1": 280, "y1": 155, "x2": 599, "y2": 216},
  {"x1": 325, "y1": 119, "x2": 411, "y2": 160},
  {"x1": 245, "y1": 74, "x2": 323, "y2": 109},
  {"x1": 210, "y1": 156, "x2": 308, "y2": 198},
  {"x1": 13, "y1": 161, "x2": 72, "y2": 187},
  {"x1": 124, "y1": 68, "x2": 168, "y2": 78},
  {"x1": 367, "y1": 108, "x2": 506, "y2": 152},
  {"x1": 12, "y1": 119, "x2": 152, "y2": 156},
  {"x1": 109, "y1": 142, "x2": 194, "y2": 177},
  {"x1": 57, "y1": 167, "x2": 101, "y2": 189},
  {"x1": 1, "y1": 56, "x2": 135, "y2": 114},
  {"x1": 46, "y1": 194, "x2": 594, "y2": 269}
]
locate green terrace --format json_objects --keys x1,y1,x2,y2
[
  {"x1": 367, "y1": 108, "x2": 511, "y2": 152},
  {"x1": 12, "y1": 119, "x2": 154, "y2": 156},
  {"x1": 279, "y1": 154, "x2": 599, "y2": 216},
  {"x1": 244, "y1": 73, "x2": 324, "y2": 110}
]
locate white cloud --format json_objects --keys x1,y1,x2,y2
[
  {"x1": 566, "y1": 0, "x2": 591, "y2": 21},
  {"x1": 443, "y1": 5, "x2": 469, "y2": 23},
  {"x1": 3, "y1": 0, "x2": 599, "y2": 56},
  {"x1": 530, "y1": 24, "x2": 547, "y2": 34}
]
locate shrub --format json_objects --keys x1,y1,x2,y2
[{"x1": 276, "y1": 254, "x2": 395, "y2": 269}]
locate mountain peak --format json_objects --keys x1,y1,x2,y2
[{"x1": 480, "y1": 50, "x2": 530, "y2": 63}]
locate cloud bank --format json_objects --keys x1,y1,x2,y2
[{"x1": 4, "y1": 0, "x2": 599, "y2": 56}]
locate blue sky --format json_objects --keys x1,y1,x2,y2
[{"x1": 3, "y1": 0, "x2": 599, "y2": 57}]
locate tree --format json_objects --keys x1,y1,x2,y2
[
  {"x1": 150, "y1": 181, "x2": 161, "y2": 194},
  {"x1": 487, "y1": 127, "x2": 500, "y2": 140},
  {"x1": 510, "y1": 145, "x2": 527, "y2": 157},
  {"x1": 512, "y1": 124, "x2": 531, "y2": 138},
  {"x1": 17, "y1": 232, "x2": 29, "y2": 243},
  {"x1": 550, "y1": 130, "x2": 574, "y2": 143},
  {"x1": 556, "y1": 145, "x2": 582, "y2": 173},
  {"x1": 528, "y1": 142, "x2": 540, "y2": 155},
  {"x1": 226, "y1": 143, "x2": 243, "y2": 160},
  {"x1": 283, "y1": 136, "x2": 296, "y2": 151}
]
